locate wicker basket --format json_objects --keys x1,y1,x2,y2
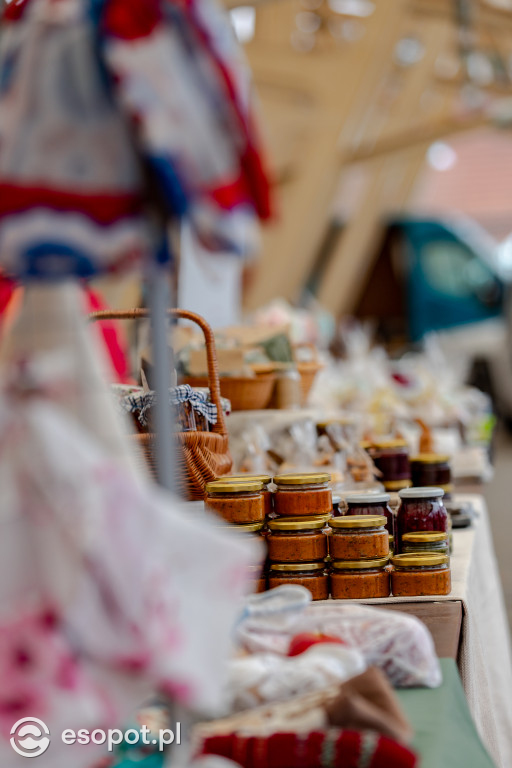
[
  {"x1": 182, "y1": 372, "x2": 275, "y2": 411},
  {"x1": 89, "y1": 308, "x2": 232, "y2": 499}
]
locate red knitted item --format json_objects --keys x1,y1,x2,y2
[{"x1": 200, "y1": 730, "x2": 417, "y2": 768}]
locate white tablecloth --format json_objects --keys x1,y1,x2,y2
[{"x1": 341, "y1": 495, "x2": 512, "y2": 768}]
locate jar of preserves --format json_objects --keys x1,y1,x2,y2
[
  {"x1": 224, "y1": 474, "x2": 274, "y2": 517},
  {"x1": 370, "y1": 440, "x2": 411, "y2": 491},
  {"x1": 402, "y1": 531, "x2": 449, "y2": 555},
  {"x1": 330, "y1": 558, "x2": 390, "y2": 599},
  {"x1": 410, "y1": 454, "x2": 452, "y2": 497},
  {"x1": 267, "y1": 517, "x2": 328, "y2": 563},
  {"x1": 173, "y1": 400, "x2": 197, "y2": 432},
  {"x1": 205, "y1": 480, "x2": 265, "y2": 524},
  {"x1": 329, "y1": 515, "x2": 389, "y2": 560},
  {"x1": 389, "y1": 534, "x2": 394, "y2": 554},
  {"x1": 273, "y1": 473, "x2": 332, "y2": 518},
  {"x1": 395, "y1": 487, "x2": 448, "y2": 554},
  {"x1": 344, "y1": 492, "x2": 394, "y2": 535},
  {"x1": 268, "y1": 562, "x2": 328, "y2": 600},
  {"x1": 391, "y1": 553, "x2": 451, "y2": 596}
]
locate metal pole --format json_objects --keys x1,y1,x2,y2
[{"x1": 147, "y1": 256, "x2": 174, "y2": 492}]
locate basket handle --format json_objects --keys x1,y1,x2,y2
[{"x1": 88, "y1": 308, "x2": 227, "y2": 436}]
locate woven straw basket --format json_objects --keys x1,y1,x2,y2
[
  {"x1": 182, "y1": 372, "x2": 275, "y2": 411},
  {"x1": 89, "y1": 308, "x2": 232, "y2": 499}
]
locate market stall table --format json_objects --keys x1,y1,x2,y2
[
  {"x1": 396, "y1": 658, "x2": 494, "y2": 768},
  {"x1": 312, "y1": 495, "x2": 512, "y2": 768}
]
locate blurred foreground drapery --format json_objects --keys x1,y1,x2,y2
[
  {"x1": 0, "y1": 283, "x2": 261, "y2": 768},
  {"x1": 0, "y1": 0, "x2": 273, "y2": 280}
]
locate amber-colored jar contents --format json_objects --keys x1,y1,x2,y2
[
  {"x1": 268, "y1": 562, "x2": 328, "y2": 600},
  {"x1": 223, "y1": 474, "x2": 274, "y2": 517},
  {"x1": 329, "y1": 516, "x2": 389, "y2": 560},
  {"x1": 267, "y1": 517, "x2": 328, "y2": 563},
  {"x1": 274, "y1": 473, "x2": 332, "y2": 518},
  {"x1": 330, "y1": 558, "x2": 390, "y2": 599},
  {"x1": 410, "y1": 455, "x2": 452, "y2": 497},
  {"x1": 205, "y1": 480, "x2": 265, "y2": 523},
  {"x1": 402, "y1": 531, "x2": 449, "y2": 555},
  {"x1": 345, "y1": 492, "x2": 394, "y2": 534},
  {"x1": 391, "y1": 553, "x2": 451, "y2": 596}
]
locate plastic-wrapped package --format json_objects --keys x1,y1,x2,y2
[
  {"x1": 236, "y1": 587, "x2": 442, "y2": 689},
  {"x1": 226, "y1": 644, "x2": 365, "y2": 711}
]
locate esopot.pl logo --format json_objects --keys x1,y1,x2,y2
[{"x1": 10, "y1": 718, "x2": 51, "y2": 758}]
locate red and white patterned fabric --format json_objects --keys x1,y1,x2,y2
[
  {"x1": 0, "y1": 351, "x2": 261, "y2": 767},
  {"x1": 0, "y1": 0, "x2": 272, "y2": 279},
  {"x1": 199, "y1": 730, "x2": 418, "y2": 768}
]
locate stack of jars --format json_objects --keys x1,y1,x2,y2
[
  {"x1": 204, "y1": 475, "x2": 271, "y2": 593},
  {"x1": 266, "y1": 473, "x2": 332, "y2": 600},
  {"x1": 329, "y1": 513, "x2": 390, "y2": 599},
  {"x1": 391, "y1": 486, "x2": 451, "y2": 596}
]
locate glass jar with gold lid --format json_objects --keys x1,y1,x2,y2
[
  {"x1": 330, "y1": 557, "x2": 390, "y2": 599},
  {"x1": 410, "y1": 454, "x2": 452, "y2": 497},
  {"x1": 391, "y1": 553, "x2": 451, "y2": 596},
  {"x1": 402, "y1": 531, "x2": 449, "y2": 555},
  {"x1": 329, "y1": 515, "x2": 389, "y2": 560},
  {"x1": 222, "y1": 474, "x2": 274, "y2": 517},
  {"x1": 267, "y1": 516, "x2": 328, "y2": 563},
  {"x1": 205, "y1": 479, "x2": 265, "y2": 524},
  {"x1": 369, "y1": 439, "x2": 411, "y2": 492},
  {"x1": 273, "y1": 472, "x2": 332, "y2": 518},
  {"x1": 268, "y1": 562, "x2": 328, "y2": 600}
]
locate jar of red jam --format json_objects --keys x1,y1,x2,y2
[
  {"x1": 223, "y1": 474, "x2": 274, "y2": 517},
  {"x1": 268, "y1": 562, "x2": 328, "y2": 600},
  {"x1": 330, "y1": 557, "x2": 390, "y2": 599},
  {"x1": 205, "y1": 480, "x2": 265, "y2": 524},
  {"x1": 267, "y1": 517, "x2": 328, "y2": 563},
  {"x1": 332, "y1": 495, "x2": 342, "y2": 517},
  {"x1": 402, "y1": 531, "x2": 449, "y2": 555},
  {"x1": 273, "y1": 473, "x2": 332, "y2": 518},
  {"x1": 329, "y1": 515, "x2": 389, "y2": 560},
  {"x1": 344, "y1": 492, "x2": 394, "y2": 535},
  {"x1": 410, "y1": 455, "x2": 452, "y2": 498},
  {"x1": 391, "y1": 553, "x2": 451, "y2": 596},
  {"x1": 395, "y1": 487, "x2": 448, "y2": 554},
  {"x1": 370, "y1": 440, "x2": 411, "y2": 492}
]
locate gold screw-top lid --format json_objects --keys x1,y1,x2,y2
[
  {"x1": 224, "y1": 473, "x2": 273, "y2": 484},
  {"x1": 332, "y1": 557, "x2": 389, "y2": 570},
  {"x1": 219, "y1": 522, "x2": 266, "y2": 533},
  {"x1": 384, "y1": 479, "x2": 413, "y2": 491},
  {"x1": 402, "y1": 532, "x2": 448, "y2": 543},
  {"x1": 269, "y1": 562, "x2": 325, "y2": 572},
  {"x1": 391, "y1": 553, "x2": 449, "y2": 567},
  {"x1": 330, "y1": 515, "x2": 387, "y2": 529},
  {"x1": 273, "y1": 472, "x2": 331, "y2": 486},
  {"x1": 410, "y1": 454, "x2": 450, "y2": 464},
  {"x1": 372, "y1": 439, "x2": 408, "y2": 449},
  {"x1": 205, "y1": 480, "x2": 264, "y2": 494},
  {"x1": 268, "y1": 516, "x2": 327, "y2": 531}
]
